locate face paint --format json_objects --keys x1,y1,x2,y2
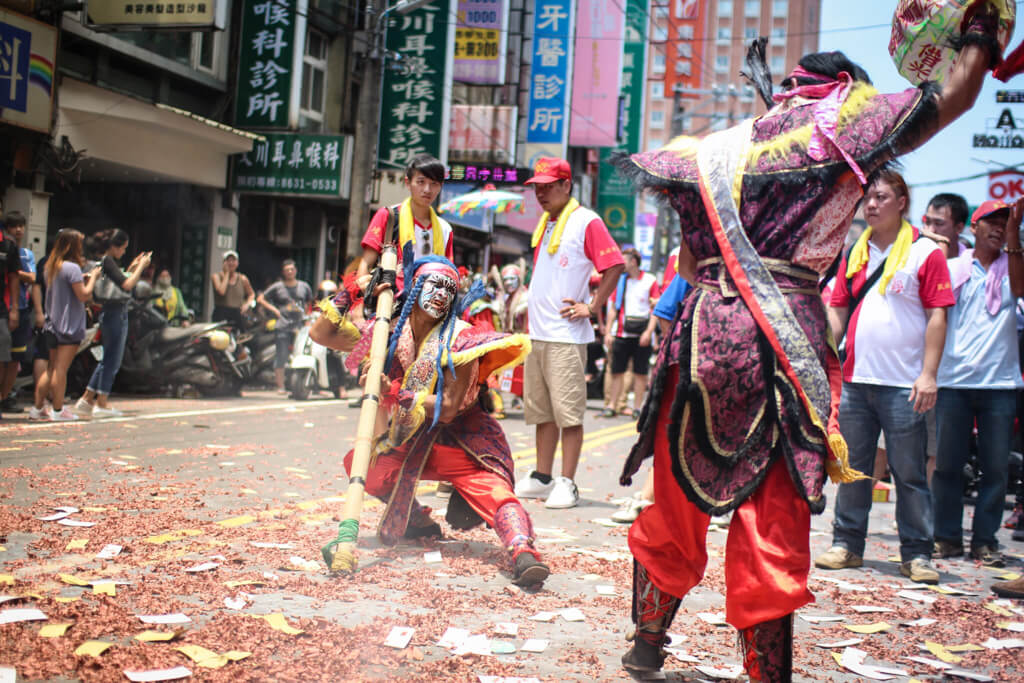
[
  {"x1": 418, "y1": 273, "x2": 457, "y2": 319},
  {"x1": 503, "y1": 276, "x2": 520, "y2": 293}
]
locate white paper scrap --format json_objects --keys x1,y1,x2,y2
[
  {"x1": 423, "y1": 551, "x2": 443, "y2": 564},
  {"x1": 595, "y1": 585, "x2": 616, "y2": 596},
  {"x1": 0, "y1": 667, "x2": 14, "y2": 683},
  {"x1": 666, "y1": 632, "x2": 687, "y2": 647},
  {"x1": 453, "y1": 633, "x2": 491, "y2": 656},
  {"x1": 490, "y1": 640, "x2": 515, "y2": 654},
  {"x1": 799, "y1": 614, "x2": 845, "y2": 624},
  {"x1": 527, "y1": 611, "x2": 556, "y2": 622},
  {"x1": 0, "y1": 595, "x2": 23, "y2": 605},
  {"x1": 560, "y1": 608, "x2": 585, "y2": 622},
  {"x1": 437, "y1": 627, "x2": 470, "y2": 649},
  {"x1": 478, "y1": 677, "x2": 541, "y2": 683},
  {"x1": 96, "y1": 544, "x2": 123, "y2": 560},
  {"x1": 666, "y1": 648, "x2": 701, "y2": 664},
  {"x1": 694, "y1": 664, "x2": 744, "y2": 679},
  {"x1": 943, "y1": 670, "x2": 994, "y2": 682},
  {"x1": 250, "y1": 542, "x2": 294, "y2": 549},
  {"x1": 816, "y1": 638, "x2": 863, "y2": 649},
  {"x1": 493, "y1": 622, "x2": 518, "y2": 637},
  {"x1": 838, "y1": 647, "x2": 903, "y2": 680},
  {"x1": 520, "y1": 638, "x2": 548, "y2": 653},
  {"x1": 897, "y1": 590, "x2": 936, "y2": 604},
  {"x1": 811, "y1": 574, "x2": 869, "y2": 592},
  {"x1": 983, "y1": 637, "x2": 1024, "y2": 650},
  {"x1": 0, "y1": 608, "x2": 47, "y2": 624},
  {"x1": 905, "y1": 656, "x2": 952, "y2": 670},
  {"x1": 697, "y1": 611, "x2": 728, "y2": 625},
  {"x1": 999, "y1": 621, "x2": 1024, "y2": 632},
  {"x1": 183, "y1": 562, "x2": 220, "y2": 573},
  {"x1": 383, "y1": 626, "x2": 414, "y2": 649},
  {"x1": 850, "y1": 605, "x2": 893, "y2": 614},
  {"x1": 223, "y1": 597, "x2": 246, "y2": 610},
  {"x1": 123, "y1": 667, "x2": 193, "y2": 682},
  {"x1": 902, "y1": 617, "x2": 938, "y2": 627},
  {"x1": 57, "y1": 518, "x2": 96, "y2": 527},
  {"x1": 138, "y1": 613, "x2": 191, "y2": 625},
  {"x1": 38, "y1": 506, "x2": 79, "y2": 521}
]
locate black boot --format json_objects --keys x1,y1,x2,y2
[
  {"x1": 512, "y1": 552, "x2": 550, "y2": 587},
  {"x1": 621, "y1": 560, "x2": 681, "y2": 674},
  {"x1": 738, "y1": 614, "x2": 793, "y2": 683}
]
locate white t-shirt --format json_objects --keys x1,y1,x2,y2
[{"x1": 612, "y1": 272, "x2": 659, "y2": 338}]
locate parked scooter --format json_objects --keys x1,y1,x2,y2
[
  {"x1": 235, "y1": 301, "x2": 277, "y2": 388},
  {"x1": 286, "y1": 311, "x2": 353, "y2": 400}
]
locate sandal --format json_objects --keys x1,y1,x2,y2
[
  {"x1": 598, "y1": 408, "x2": 617, "y2": 418},
  {"x1": 620, "y1": 408, "x2": 635, "y2": 419}
]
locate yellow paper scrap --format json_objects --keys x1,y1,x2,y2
[
  {"x1": 998, "y1": 572, "x2": 1021, "y2": 581},
  {"x1": 121, "y1": 455, "x2": 138, "y2": 460},
  {"x1": 925, "y1": 641, "x2": 963, "y2": 663},
  {"x1": 167, "y1": 449, "x2": 183, "y2": 454},
  {"x1": 946, "y1": 644, "x2": 984, "y2": 652},
  {"x1": 39, "y1": 623, "x2": 72, "y2": 637},
  {"x1": 217, "y1": 515, "x2": 256, "y2": 528},
  {"x1": 82, "y1": 507, "x2": 109, "y2": 513},
  {"x1": 259, "y1": 613, "x2": 303, "y2": 635},
  {"x1": 135, "y1": 630, "x2": 181, "y2": 642},
  {"x1": 927, "y1": 585, "x2": 959, "y2": 595},
  {"x1": 66, "y1": 539, "x2": 88, "y2": 551},
  {"x1": 59, "y1": 574, "x2": 91, "y2": 587},
  {"x1": 145, "y1": 533, "x2": 181, "y2": 545},
  {"x1": 176, "y1": 644, "x2": 228, "y2": 668},
  {"x1": 223, "y1": 651, "x2": 251, "y2": 662},
  {"x1": 284, "y1": 467, "x2": 307, "y2": 473},
  {"x1": 0, "y1": 574, "x2": 14, "y2": 585},
  {"x1": 283, "y1": 492, "x2": 301, "y2": 498},
  {"x1": 886, "y1": 555, "x2": 901, "y2": 563},
  {"x1": 985, "y1": 602, "x2": 1014, "y2": 617},
  {"x1": 54, "y1": 597, "x2": 80, "y2": 603},
  {"x1": 240, "y1": 488, "x2": 259, "y2": 495},
  {"x1": 224, "y1": 580, "x2": 265, "y2": 588},
  {"x1": 20, "y1": 592, "x2": 44, "y2": 600},
  {"x1": 296, "y1": 501, "x2": 319, "y2": 511},
  {"x1": 236, "y1": 451, "x2": 255, "y2": 456},
  {"x1": 74, "y1": 640, "x2": 112, "y2": 657},
  {"x1": 843, "y1": 622, "x2": 893, "y2": 634},
  {"x1": 0, "y1": 545, "x2": 6, "y2": 551},
  {"x1": 92, "y1": 582, "x2": 116, "y2": 596}
]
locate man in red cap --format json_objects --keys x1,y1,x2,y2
[
  {"x1": 933, "y1": 197, "x2": 1024, "y2": 571},
  {"x1": 513, "y1": 157, "x2": 624, "y2": 509}
]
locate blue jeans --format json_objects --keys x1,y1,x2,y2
[
  {"x1": 87, "y1": 306, "x2": 128, "y2": 395},
  {"x1": 934, "y1": 388, "x2": 1016, "y2": 549},
  {"x1": 831, "y1": 383, "x2": 933, "y2": 562}
]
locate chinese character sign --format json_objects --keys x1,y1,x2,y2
[
  {"x1": 379, "y1": 1, "x2": 456, "y2": 170},
  {"x1": 85, "y1": 0, "x2": 220, "y2": 29},
  {"x1": 0, "y1": 10, "x2": 56, "y2": 135},
  {"x1": 232, "y1": 133, "x2": 352, "y2": 197},
  {"x1": 568, "y1": 0, "x2": 623, "y2": 148},
  {"x1": 523, "y1": 0, "x2": 575, "y2": 166},
  {"x1": 596, "y1": 0, "x2": 647, "y2": 243},
  {"x1": 235, "y1": 0, "x2": 306, "y2": 128},
  {"x1": 454, "y1": 0, "x2": 507, "y2": 84}
]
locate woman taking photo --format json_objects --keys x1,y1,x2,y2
[
  {"x1": 75, "y1": 229, "x2": 150, "y2": 419},
  {"x1": 31, "y1": 230, "x2": 100, "y2": 421}
]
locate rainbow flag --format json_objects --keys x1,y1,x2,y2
[{"x1": 29, "y1": 53, "x2": 53, "y2": 96}]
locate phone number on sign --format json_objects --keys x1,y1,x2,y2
[{"x1": 236, "y1": 176, "x2": 339, "y2": 192}]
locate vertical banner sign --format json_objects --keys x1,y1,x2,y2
[
  {"x1": 568, "y1": 0, "x2": 624, "y2": 148},
  {"x1": 674, "y1": 0, "x2": 705, "y2": 99},
  {"x1": 454, "y1": 0, "x2": 508, "y2": 84},
  {"x1": 235, "y1": 0, "x2": 307, "y2": 129},
  {"x1": 379, "y1": 1, "x2": 456, "y2": 170},
  {"x1": 596, "y1": 0, "x2": 647, "y2": 243},
  {"x1": 523, "y1": 0, "x2": 575, "y2": 167}
]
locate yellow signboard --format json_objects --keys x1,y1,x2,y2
[
  {"x1": 85, "y1": 0, "x2": 222, "y2": 29},
  {"x1": 0, "y1": 9, "x2": 56, "y2": 134}
]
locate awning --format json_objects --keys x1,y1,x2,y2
[{"x1": 56, "y1": 78, "x2": 257, "y2": 188}]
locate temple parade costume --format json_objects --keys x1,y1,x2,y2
[
  {"x1": 340, "y1": 256, "x2": 550, "y2": 587},
  {"x1": 611, "y1": 6, "x2": 1013, "y2": 678}
]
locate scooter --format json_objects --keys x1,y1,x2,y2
[
  {"x1": 235, "y1": 301, "x2": 277, "y2": 388},
  {"x1": 286, "y1": 312, "x2": 352, "y2": 400}
]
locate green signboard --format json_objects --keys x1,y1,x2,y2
[
  {"x1": 180, "y1": 223, "x2": 209, "y2": 318},
  {"x1": 232, "y1": 133, "x2": 350, "y2": 197},
  {"x1": 235, "y1": 0, "x2": 305, "y2": 129},
  {"x1": 596, "y1": 0, "x2": 647, "y2": 244},
  {"x1": 378, "y1": 1, "x2": 455, "y2": 170}
]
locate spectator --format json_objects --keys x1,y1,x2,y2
[
  {"x1": 513, "y1": 157, "x2": 624, "y2": 509},
  {"x1": 357, "y1": 154, "x2": 453, "y2": 294},
  {"x1": 153, "y1": 269, "x2": 190, "y2": 324},
  {"x1": 258, "y1": 259, "x2": 313, "y2": 393},
  {"x1": 32, "y1": 230, "x2": 100, "y2": 421},
  {"x1": 1, "y1": 212, "x2": 34, "y2": 412},
  {"x1": 602, "y1": 248, "x2": 660, "y2": 419},
  {"x1": 211, "y1": 250, "x2": 255, "y2": 328},
  {"x1": 933, "y1": 198, "x2": 1024, "y2": 568},
  {"x1": 75, "y1": 229, "x2": 151, "y2": 419},
  {"x1": 601, "y1": 291, "x2": 632, "y2": 415},
  {"x1": 817, "y1": 169, "x2": 954, "y2": 584},
  {"x1": 0, "y1": 219, "x2": 20, "y2": 419},
  {"x1": 923, "y1": 193, "x2": 969, "y2": 259},
  {"x1": 498, "y1": 263, "x2": 529, "y2": 411}
]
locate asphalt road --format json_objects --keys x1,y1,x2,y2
[{"x1": 2, "y1": 390, "x2": 1023, "y2": 681}]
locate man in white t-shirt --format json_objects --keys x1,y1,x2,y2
[
  {"x1": 514, "y1": 157, "x2": 624, "y2": 509},
  {"x1": 602, "y1": 248, "x2": 660, "y2": 419}
]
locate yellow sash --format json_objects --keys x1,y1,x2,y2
[
  {"x1": 398, "y1": 198, "x2": 443, "y2": 256},
  {"x1": 846, "y1": 219, "x2": 913, "y2": 295},
  {"x1": 531, "y1": 197, "x2": 580, "y2": 255}
]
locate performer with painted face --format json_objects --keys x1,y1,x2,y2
[
  {"x1": 340, "y1": 256, "x2": 549, "y2": 587},
  {"x1": 612, "y1": 4, "x2": 1015, "y2": 680}
]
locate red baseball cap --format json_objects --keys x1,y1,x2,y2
[
  {"x1": 524, "y1": 157, "x2": 572, "y2": 184},
  {"x1": 972, "y1": 199, "x2": 1010, "y2": 224}
]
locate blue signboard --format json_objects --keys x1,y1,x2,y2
[{"x1": 523, "y1": 0, "x2": 574, "y2": 166}]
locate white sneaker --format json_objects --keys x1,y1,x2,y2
[
  {"x1": 514, "y1": 471, "x2": 555, "y2": 499},
  {"x1": 50, "y1": 407, "x2": 78, "y2": 422},
  {"x1": 74, "y1": 399, "x2": 94, "y2": 420},
  {"x1": 93, "y1": 406, "x2": 123, "y2": 419},
  {"x1": 544, "y1": 476, "x2": 579, "y2": 509},
  {"x1": 611, "y1": 495, "x2": 653, "y2": 523},
  {"x1": 28, "y1": 406, "x2": 52, "y2": 421}
]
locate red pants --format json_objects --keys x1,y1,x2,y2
[
  {"x1": 628, "y1": 366, "x2": 814, "y2": 630},
  {"x1": 343, "y1": 442, "x2": 517, "y2": 528}
]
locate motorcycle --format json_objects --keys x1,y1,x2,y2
[
  {"x1": 234, "y1": 302, "x2": 277, "y2": 388},
  {"x1": 286, "y1": 312, "x2": 353, "y2": 400}
]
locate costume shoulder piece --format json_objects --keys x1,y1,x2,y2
[
  {"x1": 612, "y1": 81, "x2": 939, "y2": 193},
  {"x1": 447, "y1": 326, "x2": 531, "y2": 382}
]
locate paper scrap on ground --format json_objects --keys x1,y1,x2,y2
[
  {"x1": 93, "y1": 582, "x2": 116, "y2": 596},
  {"x1": 0, "y1": 575, "x2": 12, "y2": 586},
  {"x1": 697, "y1": 612, "x2": 728, "y2": 625},
  {"x1": 259, "y1": 613, "x2": 303, "y2": 635},
  {"x1": 39, "y1": 623, "x2": 72, "y2": 637},
  {"x1": 217, "y1": 515, "x2": 256, "y2": 528},
  {"x1": 66, "y1": 539, "x2": 88, "y2": 550},
  {"x1": 812, "y1": 574, "x2": 869, "y2": 591},
  {"x1": 666, "y1": 648, "x2": 701, "y2": 664},
  {"x1": 135, "y1": 630, "x2": 182, "y2": 642},
  {"x1": 903, "y1": 618, "x2": 938, "y2": 627},
  {"x1": 493, "y1": 622, "x2": 518, "y2": 637},
  {"x1": 423, "y1": 551, "x2": 443, "y2": 564},
  {"x1": 800, "y1": 614, "x2": 845, "y2": 624},
  {"x1": 223, "y1": 596, "x2": 246, "y2": 610},
  {"x1": 490, "y1": 640, "x2": 515, "y2": 654},
  {"x1": 124, "y1": 666, "x2": 193, "y2": 682},
  {"x1": 478, "y1": 677, "x2": 541, "y2": 683},
  {"x1": 983, "y1": 602, "x2": 1014, "y2": 617},
  {"x1": 924, "y1": 641, "x2": 962, "y2": 663},
  {"x1": 943, "y1": 670, "x2": 993, "y2": 682},
  {"x1": 897, "y1": 590, "x2": 936, "y2": 604},
  {"x1": 946, "y1": 644, "x2": 984, "y2": 652},
  {"x1": 520, "y1": 639, "x2": 548, "y2": 653},
  {"x1": 816, "y1": 638, "x2": 863, "y2": 648},
  {"x1": 138, "y1": 613, "x2": 191, "y2": 625},
  {"x1": 982, "y1": 637, "x2": 1024, "y2": 650},
  {"x1": 60, "y1": 574, "x2": 91, "y2": 587},
  {"x1": 225, "y1": 580, "x2": 265, "y2": 588},
  {"x1": 560, "y1": 608, "x2": 585, "y2": 622},
  {"x1": 383, "y1": 626, "x2": 414, "y2": 649},
  {"x1": 285, "y1": 557, "x2": 318, "y2": 572},
  {"x1": 843, "y1": 622, "x2": 892, "y2": 634},
  {"x1": 0, "y1": 608, "x2": 47, "y2": 624},
  {"x1": 57, "y1": 518, "x2": 96, "y2": 527},
  {"x1": 595, "y1": 585, "x2": 616, "y2": 596},
  {"x1": 836, "y1": 647, "x2": 907, "y2": 680},
  {"x1": 997, "y1": 621, "x2": 1024, "y2": 632},
  {"x1": 250, "y1": 542, "x2": 294, "y2": 549},
  {"x1": 38, "y1": 506, "x2": 79, "y2": 521},
  {"x1": 96, "y1": 544, "x2": 123, "y2": 560},
  {"x1": 0, "y1": 595, "x2": 21, "y2": 605},
  {"x1": 528, "y1": 612, "x2": 556, "y2": 622},
  {"x1": 437, "y1": 627, "x2": 470, "y2": 649},
  {"x1": 850, "y1": 606, "x2": 893, "y2": 614},
  {"x1": 453, "y1": 634, "x2": 491, "y2": 656},
  {"x1": 0, "y1": 667, "x2": 13, "y2": 683},
  {"x1": 176, "y1": 645, "x2": 251, "y2": 668},
  {"x1": 930, "y1": 584, "x2": 979, "y2": 596},
  {"x1": 905, "y1": 656, "x2": 952, "y2": 670},
  {"x1": 75, "y1": 640, "x2": 113, "y2": 657},
  {"x1": 694, "y1": 664, "x2": 744, "y2": 680},
  {"x1": 184, "y1": 562, "x2": 220, "y2": 573}
]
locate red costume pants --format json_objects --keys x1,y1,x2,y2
[{"x1": 628, "y1": 366, "x2": 814, "y2": 631}]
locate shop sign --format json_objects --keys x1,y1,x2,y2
[
  {"x1": 232, "y1": 132, "x2": 352, "y2": 198},
  {"x1": 988, "y1": 170, "x2": 1024, "y2": 203},
  {"x1": 568, "y1": 0, "x2": 623, "y2": 148},
  {"x1": 972, "y1": 108, "x2": 1024, "y2": 149},
  {"x1": 453, "y1": 0, "x2": 507, "y2": 84},
  {"x1": 448, "y1": 104, "x2": 516, "y2": 164},
  {"x1": 234, "y1": 0, "x2": 306, "y2": 129},
  {"x1": 378, "y1": 1, "x2": 455, "y2": 170},
  {"x1": 595, "y1": 0, "x2": 646, "y2": 243},
  {"x1": 445, "y1": 163, "x2": 529, "y2": 184},
  {"x1": 84, "y1": 0, "x2": 225, "y2": 30},
  {"x1": 996, "y1": 91, "x2": 1024, "y2": 104},
  {"x1": 523, "y1": 0, "x2": 575, "y2": 167},
  {"x1": 674, "y1": 0, "x2": 703, "y2": 99},
  {"x1": 0, "y1": 9, "x2": 56, "y2": 134}
]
